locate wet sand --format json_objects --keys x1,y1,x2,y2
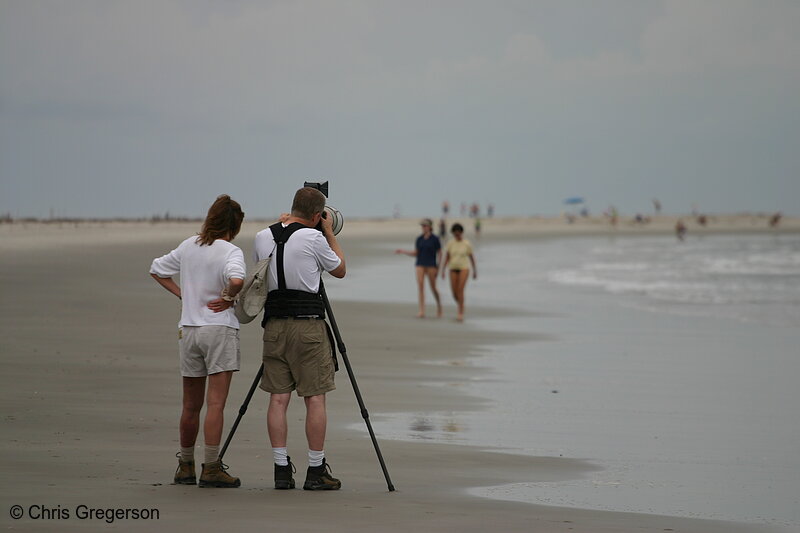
[{"x1": 0, "y1": 220, "x2": 791, "y2": 532}]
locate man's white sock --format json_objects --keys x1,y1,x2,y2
[
  {"x1": 308, "y1": 449, "x2": 325, "y2": 468},
  {"x1": 273, "y1": 447, "x2": 289, "y2": 466}
]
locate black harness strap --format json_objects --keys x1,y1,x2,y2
[
  {"x1": 264, "y1": 222, "x2": 325, "y2": 321},
  {"x1": 270, "y1": 222, "x2": 306, "y2": 291}
]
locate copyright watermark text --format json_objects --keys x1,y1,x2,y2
[{"x1": 9, "y1": 504, "x2": 159, "y2": 524}]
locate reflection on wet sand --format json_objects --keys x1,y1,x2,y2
[{"x1": 409, "y1": 416, "x2": 464, "y2": 439}]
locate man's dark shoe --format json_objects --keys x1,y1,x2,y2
[
  {"x1": 303, "y1": 459, "x2": 341, "y2": 491},
  {"x1": 274, "y1": 457, "x2": 296, "y2": 490}
]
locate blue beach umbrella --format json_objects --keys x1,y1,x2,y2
[{"x1": 563, "y1": 197, "x2": 585, "y2": 205}]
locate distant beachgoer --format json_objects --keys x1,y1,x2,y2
[
  {"x1": 441, "y1": 223, "x2": 477, "y2": 322},
  {"x1": 676, "y1": 219, "x2": 687, "y2": 241},
  {"x1": 150, "y1": 194, "x2": 246, "y2": 488},
  {"x1": 442, "y1": 201, "x2": 450, "y2": 216},
  {"x1": 608, "y1": 206, "x2": 618, "y2": 227},
  {"x1": 395, "y1": 218, "x2": 442, "y2": 318},
  {"x1": 653, "y1": 199, "x2": 661, "y2": 214},
  {"x1": 769, "y1": 212, "x2": 782, "y2": 228},
  {"x1": 439, "y1": 218, "x2": 447, "y2": 239},
  {"x1": 487, "y1": 204, "x2": 494, "y2": 218},
  {"x1": 474, "y1": 217, "x2": 481, "y2": 236},
  {"x1": 697, "y1": 215, "x2": 707, "y2": 227},
  {"x1": 469, "y1": 203, "x2": 480, "y2": 218}
]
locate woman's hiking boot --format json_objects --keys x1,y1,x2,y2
[
  {"x1": 198, "y1": 460, "x2": 241, "y2": 488},
  {"x1": 174, "y1": 453, "x2": 196, "y2": 485}
]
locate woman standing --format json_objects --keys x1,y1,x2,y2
[
  {"x1": 441, "y1": 223, "x2": 477, "y2": 322},
  {"x1": 150, "y1": 195, "x2": 246, "y2": 488},
  {"x1": 395, "y1": 218, "x2": 442, "y2": 318}
]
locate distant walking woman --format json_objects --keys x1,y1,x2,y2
[
  {"x1": 395, "y1": 218, "x2": 443, "y2": 318},
  {"x1": 441, "y1": 223, "x2": 476, "y2": 322},
  {"x1": 150, "y1": 195, "x2": 246, "y2": 488}
]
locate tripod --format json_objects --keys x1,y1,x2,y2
[{"x1": 218, "y1": 280, "x2": 395, "y2": 492}]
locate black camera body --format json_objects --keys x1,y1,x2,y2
[{"x1": 304, "y1": 180, "x2": 343, "y2": 235}]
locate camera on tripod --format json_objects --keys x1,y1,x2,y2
[{"x1": 304, "y1": 180, "x2": 344, "y2": 236}]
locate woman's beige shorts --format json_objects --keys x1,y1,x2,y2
[
  {"x1": 179, "y1": 325, "x2": 240, "y2": 377},
  {"x1": 260, "y1": 318, "x2": 335, "y2": 397}
]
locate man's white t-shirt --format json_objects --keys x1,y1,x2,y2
[
  {"x1": 253, "y1": 224, "x2": 341, "y2": 293},
  {"x1": 150, "y1": 236, "x2": 246, "y2": 328}
]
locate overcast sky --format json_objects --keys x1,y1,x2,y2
[{"x1": 1, "y1": 0, "x2": 798, "y2": 219}]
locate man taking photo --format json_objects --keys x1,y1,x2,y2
[{"x1": 253, "y1": 186, "x2": 346, "y2": 490}]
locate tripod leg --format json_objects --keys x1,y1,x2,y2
[
  {"x1": 218, "y1": 363, "x2": 263, "y2": 463},
  {"x1": 320, "y1": 281, "x2": 396, "y2": 492}
]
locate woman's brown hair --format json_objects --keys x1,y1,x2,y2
[{"x1": 197, "y1": 195, "x2": 245, "y2": 246}]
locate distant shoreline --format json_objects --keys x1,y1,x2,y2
[
  {"x1": 0, "y1": 211, "x2": 793, "y2": 224},
  {"x1": 2, "y1": 213, "x2": 797, "y2": 256},
  {"x1": 2, "y1": 213, "x2": 797, "y2": 245}
]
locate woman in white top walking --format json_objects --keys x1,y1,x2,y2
[{"x1": 150, "y1": 195, "x2": 246, "y2": 488}]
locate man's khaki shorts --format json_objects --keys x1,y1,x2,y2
[
  {"x1": 179, "y1": 325, "x2": 240, "y2": 377},
  {"x1": 260, "y1": 318, "x2": 335, "y2": 397}
]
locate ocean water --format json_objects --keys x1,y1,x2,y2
[
  {"x1": 328, "y1": 232, "x2": 800, "y2": 528},
  {"x1": 546, "y1": 234, "x2": 800, "y2": 328}
]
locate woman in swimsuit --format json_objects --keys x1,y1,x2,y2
[{"x1": 441, "y1": 223, "x2": 477, "y2": 321}]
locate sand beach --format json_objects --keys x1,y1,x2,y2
[{"x1": 1, "y1": 216, "x2": 796, "y2": 532}]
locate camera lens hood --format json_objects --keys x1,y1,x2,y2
[{"x1": 323, "y1": 205, "x2": 344, "y2": 236}]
